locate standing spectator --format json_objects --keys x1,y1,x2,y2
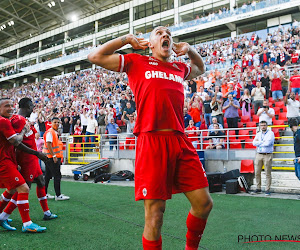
[
  {"x1": 183, "y1": 107, "x2": 192, "y2": 128},
  {"x1": 119, "y1": 93, "x2": 128, "y2": 112},
  {"x1": 73, "y1": 119, "x2": 82, "y2": 143},
  {"x1": 43, "y1": 117, "x2": 70, "y2": 200},
  {"x1": 186, "y1": 120, "x2": 199, "y2": 148},
  {"x1": 289, "y1": 69, "x2": 300, "y2": 97},
  {"x1": 37, "y1": 111, "x2": 46, "y2": 137},
  {"x1": 80, "y1": 109, "x2": 88, "y2": 134},
  {"x1": 281, "y1": 70, "x2": 289, "y2": 96},
  {"x1": 270, "y1": 72, "x2": 283, "y2": 101},
  {"x1": 240, "y1": 89, "x2": 252, "y2": 120},
  {"x1": 260, "y1": 71, "x2": 271, "y2": 99},
  {"x1": 284, "y1": 91, "x2": 300, "y2": 125},
  {"x1": 61, "y1": 117, "x2": 71, "y2": 134},
  {"x1": 222, "y1": 94, "x2": 240, "y2": 132},
  {"x1": 188, "y1": 79, "x2": 197, "y2": 97},
  {"x1": 203, "y1": 95, "x2": 212, "y2": 127},
  {"x1": 257, "y1": 100, "x2": 275, "y2": 125},
  {"x1": 251, "y1": 81, "x2": 265, "y2": 114},
  {"x1": 210, "y1": 94, "x2": 223, "y2": 126},
  {"x1": 224, "y1": 84, "x2": 237, "y2": 99},
  {"x1": 97, "y1": 108, "x2": 106, "y2": 134},
  {"x1": 86, "y1": 113, "x2": 98, "y2": 151},
  {"x1": 206, "y1": 123, "x2": 225, "y2": 149},
  {"x1": 252, "y1": 120, "x2": 275, "y2": 196},
  {"x1": 105, "y1": 116, "x2": 121, "y2": 150},
  {"x1": 121, "y1": 111, "x2": 135, "y2": 135},
  {"x1": 259, "y1": 49, "x2": 270, "y2": 67},
  {"x1": 189, "y1": 95, "x2": 202, "y2": 127}
]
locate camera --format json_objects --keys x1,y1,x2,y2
[{"x1": 263, "y1": 106, "x2": 268, "y2": 109}]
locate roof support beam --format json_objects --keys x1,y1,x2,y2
[
  {"x1": 0, "y1": 6, "x2": 39, "y2": 31},
  {"x1": 31, "y1": 0, "x2": 67, "y2": 23}
]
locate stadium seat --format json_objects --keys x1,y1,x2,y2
[
  {"x1": 244, "y1": 139, "x2": 256, "y2": 149},
  {"x1": 239, "y1": 130, "x2": 250, "y2": 140},
  {"x1": 125, "y1": 137, "x2": 135, "y2": 149},
  {"x1": 281, "y1": 106, "x2": 287, "y2": 112},
  {"x1": 75, "y1": 143, "x2": 82, "y2": 152},
  {"x1": 241, "y1": 116, "x2": 250, "y2": 123},
  {"x1": 272, "y1": 128, "x2": 280, "y2": 138},
  {"x1": 230, "y1": 139, "x2": 242, "y2": 149},
  {"x1": 275, "y1": 101, "x2": 285, "y2": 109},
  {"x1": 223, "y1": 117, "x2": 227, "y2": 124},
  {"x1": 240, "y1": 159, "x2": 254, "y2": 173},
  {"x1": 278, "y1": 113, "x2": 287, "y2": 121},
  {"x1": 199, "y1": 123, "x2": 207, "y2": 130},
  {"x1": 129, "y1": 139, "x2": 136, "y2": 150},
  {"x1": 69, "y1": 144, "x2": 75, "y2": 152},
  {"x1": 238, "y1": 122, "x2": 243, "y2": 128},
  {"x1": 273, "y1": 107, "x2": 280, "y2": 115},
  {"x1": 238, "y1": 109, "x2": 242, "y2": 117},
  {"x1": 228, "y1": 130, "x2": 237, "y2": 139},
  {"x1": 252, "y1": 115, "x2": 259, "y2": 123},
  {"x1": 223, "y1": 123, "x2": 228, "y2": 128},
  {"x1": 245, "y1": 122, "x2": 256, "y2": 128},
  {"x1": 251, "y1": 108, "x2": 255, "y2": 116},
  {"x1": 273, "y1": 120, "x2": 285, "y2": 126},
  {"x1": 119, "y1": 142, "x2": 125, "y2": 150},
  {"x1": 200, "y1": 131, "x2": 208, "y2": 140}
]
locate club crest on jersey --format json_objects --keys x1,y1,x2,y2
[
  {"x1": 142, "y1": 188, "x2": 147, "y2": 197},
  {"x1": 15, "y1": 177, "x2": 19, "y2": 181},
  {"x1": 145, "y1": 71, "x2": 183, "y2": 84},
  {"x1": 30, "y1": 175, "x2": 33, "y2": 180}
]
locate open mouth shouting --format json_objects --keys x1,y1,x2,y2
[{"x1": 162, "y1": 39, "x2": 170, "y2": 51}]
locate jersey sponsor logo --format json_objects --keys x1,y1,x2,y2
[
  {"x1": 142, "y1": 188, "x2": 147, "y2": 197},
  {"x1": 149, "y1": 62, "x2": 158, "y2": 66},
  {"x1": 145, "y1": 71, "x2": 183, "y2": 84}
]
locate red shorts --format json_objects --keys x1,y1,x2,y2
[
  {"x1": 135, "y1": 131, "x2": 208, "y2": 201},
  {"x1": 18, "y1": 156, "x2": 43, "y2": 182},
  {"x1": 0, "y1": 160, "x2": 26, "y2": 190}
]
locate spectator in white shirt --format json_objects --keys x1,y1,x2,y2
[
  {"x1": 86, "y1": 113, "x2": 98, "y2": 151},
  {"x1": 257, "y1": 100, "x2": 275, "y2": 125},
  {"x1": 284, "y1": 91, "x2": 300, "y2": 125}
]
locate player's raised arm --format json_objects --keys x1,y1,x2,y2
[
  {"x1": 173, "y1": 42, "x2": 205, "y2": 79},
  {"x1": 88, "y1": 34, "x2": 148, "y2": 72}
]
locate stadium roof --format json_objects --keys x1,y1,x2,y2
[{"x1": 0, "y1": 0, "x2": 130, "y2": 49}]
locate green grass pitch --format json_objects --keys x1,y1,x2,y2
[{"x1": 1, "y1": 181, "x2": 299, "y2": 250}]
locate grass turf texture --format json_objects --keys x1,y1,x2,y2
[{"x1": 0, "y1": 181, "x2": 299, "y2": 250}]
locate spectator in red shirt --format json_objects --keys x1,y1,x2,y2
[
  {"x1": 270, "y1": 72, "x2": 283, "y2": 101},
  {"x1": 290, "y1": 69, "x2": 300, "y2": 96},
  {"x1": 186, "y1": 120, "x2": 199, "y2": 148}
]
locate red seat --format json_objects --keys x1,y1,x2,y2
[
  {"x1": 278, "y1": 113, "x2": 287, "y2": 121},
  {"x1": 239, "y1": 130, "x2": 250, "y2": 140},
  {"x1": 281, "y1": 106, "x2": 287, "y2": 112},
  {"x1": 273, "y1": 107, "x2": 280, "y2": 115},
  {"x1": 272, "y1": 128, "x2": 280, "y2": 138},
  {"x1": 244, "y1": 139, "x2": 256, "y2": 149},
  {"x1": 199, "y1": 123, "x2": 207, "y2": 130},
  {"x1": 251, "y1": 108, "x2": 255, "y2": 115},
  {"x1": 223, "y1": 117, "x2": 227, "y2": 124},
  {"x1": 240, "y1": 159, "x2": 254, "y2": 173},
  {"x1": 223, "y1": 123, "x2": 228, "y2": 128},
  {"x1": 273, "y1": 120, "x2": 285, "y2": 126},
  {"x1": 245, "y1": 122, "x2": 256, "y2": 128},
  {"x1": 228, "y1": 130, "x2": 237, "y2": 139},
  {"x1": 230, "y1": 139, "x2": 242, "y2": 149},
  {"x1": 268, "y1": 97, "x2": 274, "y2": 103},
  {"x1": 241, "y1": 116, "x2": 250, "y2": 123},
  {"x1": 238, "y1": 109, "x2": 242, "y2": 117},
  {"x1": 119, "y1": 142, "x2": 125, "y2": 150},
  {"x1": 201, "y1": 131, "x2": 208, "y2": 139},
  {"x1": 69, "y1": 144, "x2": 75, "y2": 152},
  {"x1": 116, "y1": 119, "x2": 125, "y2": 127},
  {"x1": 125, "y1": 137, "x2": 135, "y2": 149},
  {"x1": 238, "y1": 122, "x2": 243, "y2": 128},
  {"x1": 129, "y1": 139, "x2": 136, "y2": 150},
  {"x1": 275, "y1": 101, "x2": 285, "y2": 109},
  {"x1": 252, "y1": 115, "x2": 259, "y2": 123}
]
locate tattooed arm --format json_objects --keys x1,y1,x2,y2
[{"x1": 88, "y1": 34, "x2": 148, "y2": 72}]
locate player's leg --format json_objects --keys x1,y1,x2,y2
[
  {"x1": 0, "y1": 189, "x2": 15, "y2": 213},
  {"x1": 35, "y1": 175, "x2": 58, "y2": 220},
  {"x1": 184, "y1": 188, "x2": 213, "y2": 250},
  {"x1": 0, "y1": 189, "x2": 17, "y2": 231},
  {"x1": 44, "y1": 160, "x2": 53, "y2": 196},
  {"x1": 143, "y1": 199, "x2": 165, "y2": 250},
  {"x1": 16, "y1": 183, "x2": 46, "y2": 232},
  {"x1": 0, "y1": 192, "x2": 18, "y2": 221}
]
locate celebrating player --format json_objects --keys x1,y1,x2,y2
[
  {"x1": 0, "y1": 98, "x2": 47, "y2": 232},
  {"x1": 0, "y1": 98, "x2": 57, "y2": 226},
  {"x1": 88, "y1": 27, "x2": 213, "y2": 250}
]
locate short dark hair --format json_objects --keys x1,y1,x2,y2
[
  {"x1": 260, "y1": 120, "x2": 267, "y2": 125},
  {"x1": 52, "y1": 117, "x2": 60, "y2": 121},
  {"x1": 289, "y1": 118, "x2": 299, "y2": 127},
  {"x1": 18, "y1": 98, "x2": 32, "y2": 108}
]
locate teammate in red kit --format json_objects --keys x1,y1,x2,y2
[
  {"x1": 0, "y1": 98, "x2": 47, "y2": 233},
  {"x1": 0, "y1": 98, "x2": 57, "y2": 225},
  {"x1": 88, "y1": 27, "x2": 213, "y2": 250}
]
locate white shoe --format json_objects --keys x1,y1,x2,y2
[
  {"x1": 46, "y1": 194, "x2": 55, "y2": 199},
  {"x1": 55, "y1": 194, "x2": 70, "y2": 201}
]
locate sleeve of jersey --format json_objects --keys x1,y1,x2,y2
[
  {"x1": 176, "y1": 62, "x2": 191, "y2": 80},
  {"x1": 11, "y1": 116, "x2": 25, "y2": 134},
  {"x1": 118, "y1": 54, "x2": 138, "y2": 73},
  {"x1": 1, "y1": 119, "x2": 17, "y2": 140}
]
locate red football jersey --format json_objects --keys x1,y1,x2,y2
[
  {"x1": 119, "y1": 54, "x2": 191, "y2": 135},
  {"x1": 11, "y1": 114, "x2": 37, "y2": 152},
  {"x1": 0, "y1": 116, "x2": 17, "y2": 166},
  {"x1": 290, "y1": 75, "x2": 300, "y2": 89}
]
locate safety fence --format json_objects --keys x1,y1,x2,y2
[{"x1": 65, "y1": 125, "x2": 295, "y2": 170}]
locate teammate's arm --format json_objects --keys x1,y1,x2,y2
[
  {"x1": 8, "y1": 123, "x2": 30, "y2": 146},
  {"x1": 88, "y1": 34, "x2": 148, "y2": 72},
  {"x1": 172, "y1": 42, "x2": 205, "y2": 79},
  {"x1": 16, "y1": 143, "x2": 48, "y2": 162}
]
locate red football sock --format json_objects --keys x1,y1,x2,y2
[
  {"x1": 185, "y1": 212, "x2": 207, "y2": 250},
  {"x1": 17, "y1": 193, "x2": 31, "y2": 223},
  {"x1": 36, "y1": 186, "x2": 49, "y2": 212},
  {"x1": 3, "y1": 192, "x2": 18, "y2": 215},
  {"x1": 142, "y1": 235, "x2": 162, "y2": 250},
  {"x1": 0, "y1": 190, "x2": 13, "y2": 213}
]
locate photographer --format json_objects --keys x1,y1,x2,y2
[
  {"x1": 210, "y1": 93, "x2": 223, "y2": 126},
  {"x1": 257, "y1": 100, "x2": 275, "y2": 125}
]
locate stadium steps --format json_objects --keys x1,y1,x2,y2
[
  {"x1": 271, "y1": 129, "x2": 295, "y2": 171},
  {"x1": 251, "y1": 172, "x2": 300, "y2": 194}
]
